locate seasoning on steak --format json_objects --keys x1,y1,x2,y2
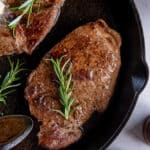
[
  {"x1": 0, "y1": 0, "x2": 65, "y2": 56},
  {"x1": 25, "y1": 19, "x2": 121, "y2": 150}
]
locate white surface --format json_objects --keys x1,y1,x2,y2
[
  {"x1": 108, "y1": 0, "x2": 150, "y2": 150},
  {"x1": 0, "y1": 1, "x2": 5, "y2": 15}
]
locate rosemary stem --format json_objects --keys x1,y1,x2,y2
[
  {"x1": 64, "y1": 107, "x2": 69, "y2": 120},
  {"x1": 0, "y1": 58, "x2": 24, "y2": 106},
  {"x1": 8, "y1": 0, "x2": 41, "y2": 33},
  {"x1": 49, "y1": 56, "x2": 76, "y2": 120}
]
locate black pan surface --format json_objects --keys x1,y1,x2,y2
[{"x1": 0, "y1": 0, "x2": 148, "y2": 149}]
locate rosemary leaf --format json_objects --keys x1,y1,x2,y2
[
  {"x1": 52, "y1": 109, "x2": 65, "y2": 118},
  {"x1": 19, "y1": 0, "x2": 32, "y2": 10},
  {"x1": 8, "y1": 15, "x2": 23, "y2": 29},
  {"x1": 0, "y1": 97, "x2": 7, "y2": 105}
]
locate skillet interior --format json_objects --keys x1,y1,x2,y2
[{"x1": 0, "y1": 0, "x2": 148, "y2": 149}]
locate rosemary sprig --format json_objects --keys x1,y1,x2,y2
[
  {"x1": 8, "y1": 0, "x2": 41, "y2": 35},
  {"x1": 49, "y1": 56, "x2": 76, "y2": 120},
  {"x1": 0, "y1": 58, "x2": 24, "y2": 105}
]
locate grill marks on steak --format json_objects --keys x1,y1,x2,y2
[
  {"x1": 25, "y1": 19, "x2": 121, "y2": 149},
  {"x1": 0, "y1": 0, "x2": 65, "y2": 56}
]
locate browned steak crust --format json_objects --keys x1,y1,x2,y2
[
  {"x1": 0, "y1": 0, "x2": 65, "y2": 56},
  {"x1": 25, "y1": 19, "x2": 121, "y2": 150}
]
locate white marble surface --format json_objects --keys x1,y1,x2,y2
[{"x1": 108, "y1": 0, "x2": 150, "y2": 149}]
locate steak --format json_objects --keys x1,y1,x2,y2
[
  {"x1": 25, "y1": 19, "x2": 121, "y2": 150},
  {"x1": 0, "y1": 0, "x2": 65, "y2": 56}
]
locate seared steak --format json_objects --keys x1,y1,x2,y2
[
  {"x1": 0, "y1": 0, "x2": 65, "y2": 56},
  {"x1": 25, "y1": 19, "x2": 121, "y2": 150}
]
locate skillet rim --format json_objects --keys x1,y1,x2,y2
[{"x1": 99, "y1": 0, "x2": 149, "y2": 149}]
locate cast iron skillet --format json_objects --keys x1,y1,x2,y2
[{"x1": 0, "y1": 0, "x2": 148, "y2": 149}]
